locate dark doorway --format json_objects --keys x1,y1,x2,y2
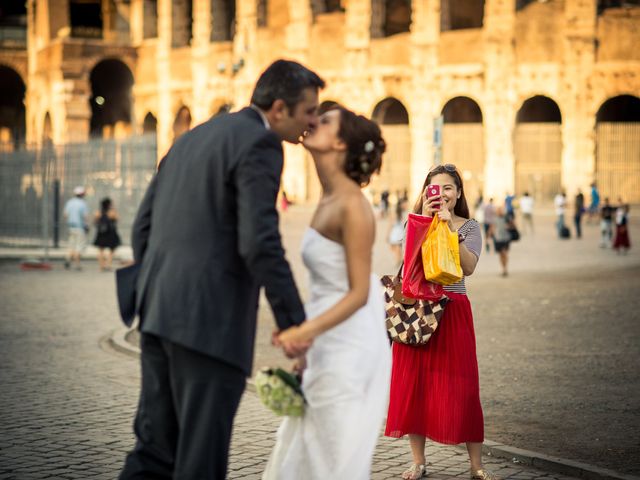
[{"x1": 89, "y1": 59, "x2": 134, "y2": 138}]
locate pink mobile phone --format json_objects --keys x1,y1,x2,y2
[{"x1": 426, "y1": 184, "x2": 441, "y2": 209}]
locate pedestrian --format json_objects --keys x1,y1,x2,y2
[
  {"x1": 574, "y1": 189, "x2": 585, "y2": 239},
  {"x1": 380, "y1": 189, "x2": 390, "y2": 218},
  {"x1": 385, "y1": 163, "x2": 499, "y2": 480},
  {"x1": 519, "y1": 191, "x2": 534, "y2": 235},
  {"x1": 554, "y1": 190, "x2": 567, "y2": 238},
  {"x1": 63, "y1": 186, "x2": 89, "y2": 271},
  {"x1": 473, "y1": 194, "x2": 485, "y2": 225},
  {"x1": 93, "y1": 197, "x2": 121, "y2": 271},
  {"x1": 587, "y1": 182, "x2": 600, "y2": 224},
  {"x1": 119, "y1": 59, "x2": 324, "y2": 479},
  {"x1": 483, "y1": 198, "x2": 496, "y2": 252},
  {"x1": 613, "y1": 204, "x2": 631, "y2": 254},
  {"x1": 263, "y1": 106, "x2": 391, "y2": 479},
  {"x1": 504, "y1": 192, "x2": 515, "y2": 221},
  {"x1": 493, "y1": 206, "x2": 512, "y2": 277},
  {"x1": 600, "y1": 197, "x2": 615, "y2": 248},
  {"x1": 388, "y1": 205, "x2": 405, "y2": 266}
]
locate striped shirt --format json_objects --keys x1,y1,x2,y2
[{"x1": 443, "y1": 219, "x2": 481, "y2": 295}]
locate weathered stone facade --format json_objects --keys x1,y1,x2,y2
[{"x1": 2, "y1": 0, "x2": 640, "y2": 203}]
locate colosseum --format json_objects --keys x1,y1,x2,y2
[{"x1": 1, "y1": 0, "x2": 639, "y2": 205}]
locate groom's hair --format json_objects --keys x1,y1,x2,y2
[{"x1": 251, "y1": 60, "x2": 325, "y2": 112}]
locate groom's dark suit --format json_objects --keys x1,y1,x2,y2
[{"x1": 120, "y1": 107, "x2": 305, "y2": 479}]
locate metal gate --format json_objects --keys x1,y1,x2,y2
[
  {"x1": 514, "y1": 123, "x2": 562, "y2": 204},
  {"x1": 0, "y1": 136, "x2": 157, "y2": 248},
  {"x1": 442, "y1": 123, "x2": 484, "y2": 205},
  {"x1": 596, "y1": 122, "x2": 640, "y2": 204}
]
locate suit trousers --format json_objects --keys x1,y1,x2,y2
[{"x1": 120, "y1": 332, "x2": 246, "y2": 479}]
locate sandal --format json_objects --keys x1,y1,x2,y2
[
  {"x1": 402, "y1": 463, "x2": 426, "y2": 479},
  {"x1": 471, "y1": 469, "x2": 500, "y2": 480}
]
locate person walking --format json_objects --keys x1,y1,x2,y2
[
  {"x1": 119, "y1": 60, "x2": 324, "y2": 479},
  {"x1": 600, "y1": 197, "x2": 615, "y2": 248},
  {"x1": 519, "y1": 191, "x2": 534, "y2": 235},
  {"x1": 263, "y1": 106, "x2": 391, "y2": 479},
  {"x1": 385, "y1": 164, "x2": 498, "y2": 480},
  {"x1": 93, "y1": 197, "x2": 121, "y2": 271},
  {"x1": 63, "y1": 186, "x2": 89, "y2": 271},
  {"x1": 587, "y1": 182, "x2": 600, "y2": 224},
  {"x1": 482, "y1": 198, "x2": 496, "y2": 252},
  {"x1": 554, "y1": 191, "x2": 567, "y2": 238},
  {"x1": 492, "y1": 206, "x2": 512, "y2": 277},
  {"x1": 574, "y1": 189, "x2": 585, "y2": 239},
  {"x1": 613, "y1": 204, "x2": 631, "y2": 254}
]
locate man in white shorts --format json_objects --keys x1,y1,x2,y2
[{"x1": 64, "y1": 186, "x2": 89, "y2": 270}]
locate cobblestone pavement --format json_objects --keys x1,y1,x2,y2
[{"x1": 1, "y1": 207, "x2": 638, "y2": 478}]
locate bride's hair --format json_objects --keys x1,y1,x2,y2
[{"x1": 333, "y1": 106, "x2": 386, "y2": 187}]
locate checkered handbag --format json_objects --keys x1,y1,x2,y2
[{"x1": 380, "y1": 273, "x2": 450, "y2": 345}]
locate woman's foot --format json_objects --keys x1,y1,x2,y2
[
  {"x1": 471, "y1": 468, "x2": 500, "y2": 480},
  {"x1": 402, "y1": 463, "x2": 426, "y2": 479}
]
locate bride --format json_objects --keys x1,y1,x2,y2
[{"x1": 263, "y1": 106, "x2": 391, "y2": 480}]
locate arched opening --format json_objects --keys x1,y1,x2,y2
[
  {"x1": 143, "y1": 0, "x2": 158, "y2": 38},
  {"x1": 514, "y1": 95, "x2": 563, "y2": 203},
  {"x1": 597, "y1": 1, "x2": 640, "y2": 14},
  {"x1": 596, "y1": 95, "x2": 640, "y2": 203},
  {"x1": 311, "y1": 0, "x2": 344, "y2": 17},
  {"x1": 211, "y1": 0, "x2": 235, "y2": 42},
  {"x1": 0, "y1": 65, "x2": 26, "y2": 149},
  {"x1": 0, "y1": 1, "x2": 26, "y2": 45},
  {"x1": 89, "y1": 59, "x2": 134, "y2": 138},
  {"x1": 142, "y1": 112, "x2": 157, "y2": 134},
  {"x1": 441, "y1": 97, "x2": 484, "y2": 205},
  {"x1": 371, "y1": 0, "x2": 412, "y2": 38},
  {"x1": 172, "y1": 0, "x2": 193, "y2": 47},
  {"x1": 173, "y1": 106, "x2": 192, "y2": 141},
  {"x1": 371, "y1": 98, "x2": 411, "y2": 203},
  {"x1": 441, "y1": 0, "x2": 485, "y2": 31},
  {"x1": 43, "y1": 112, "x2": 53, "y2": 146},
  {"x1": 69, "y1": 0, "x2": 102, "y2": 38}
]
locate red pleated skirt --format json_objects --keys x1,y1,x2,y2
[{"x1": 384, "y1": 292, "x2": 484, "y2": 444}]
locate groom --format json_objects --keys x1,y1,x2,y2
[{"x1": 120, "y1": 60, "x2": 325, "y2": 479}]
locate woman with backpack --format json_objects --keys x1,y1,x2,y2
[{"x1": 93, "y1": 197, "x2": 121, "y2": 271}]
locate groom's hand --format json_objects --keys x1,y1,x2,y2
[{"x1": 278, "y1": 325, "x2": 312, "y2": 358}]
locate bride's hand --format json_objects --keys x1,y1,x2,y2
[{"x1": 278, "y1": 325, "x2": 313, "y2": 358}]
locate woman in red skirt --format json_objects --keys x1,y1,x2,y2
[{"x1": 385, "y1": 164, "x2": 498, "y2": 480}]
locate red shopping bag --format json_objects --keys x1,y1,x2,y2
[{"x1": 401, "y1": 213, "x2": 444, "y2": 301}]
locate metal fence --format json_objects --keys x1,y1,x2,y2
[{"x1": 0, "y1": 135, "x2": 157, "y2": 249}]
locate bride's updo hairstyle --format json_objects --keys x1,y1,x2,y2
[{"x1": 334, "y1": 106, "x2": 386, "y2": 187}]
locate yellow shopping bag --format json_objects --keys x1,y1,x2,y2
[{"x1": 421, "y1": 215, "x2": 463, "y2": 286}]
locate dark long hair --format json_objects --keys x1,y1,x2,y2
[
  {"x1": 100, "y1": 197, "x2": 112, "y2": 214},
  {"x1": 335, "y1": 107, "x2": 386, "y2": 187},
  {"x1": 412, "y1": 165, "x2": 470, "y2": 218}
]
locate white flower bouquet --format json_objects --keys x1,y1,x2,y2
[{"x1": 254, "y1": 367, "x2": 305, "y2": 417}]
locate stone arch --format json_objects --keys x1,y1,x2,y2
[
  {"x1": 311, "y1": 0, "x2": 344, "y2": 17},
  {"x1": 0, "y1": 64, "x2": 26, "y2": 148},
  {"x1": 595, "y1": 95, "x2": 640, "y2": 203},
  {"x1": 173, "y1": 105, "x2": 192, "y2": 140},
  {"x1": 441, "y1": 97, "x2": 484, "y2": 204},
  {"x1": 89, "y1": 58, "x2": 134, "y2": 138},
  {"x1": 514, "y1": 95, "x2": 563, "y2": 203},
  {"x1": 371, "y1": 97, "x2": 411, "y2": 202},
  {"x1": 441, "y1": 0, "x2": 485, "y2": 32},
  {"x1": 173, "y1": 0, "x2": 193, "y2": 47},
  {"x1": 371, "y1": 0, "x2": 412, "y2": 39}
]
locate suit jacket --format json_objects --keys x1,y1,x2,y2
[{"x1": 131, "y1": 107, "x2": 305, "y2": 375}]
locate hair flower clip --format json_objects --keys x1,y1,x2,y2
[
  {"x1": 361, "y1": 161, "x2": 370, "y2": 173},
  {"x1": 364, "y1": 140, "x2": 375, "y2": 153}
]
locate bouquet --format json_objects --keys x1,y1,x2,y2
[{"x1": 254, "y1": 367, "x2": 305, "y2": 417}]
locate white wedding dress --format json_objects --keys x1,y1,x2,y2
[{"x1": 263, "y1": 228, "x2": 392, "y2": 480}]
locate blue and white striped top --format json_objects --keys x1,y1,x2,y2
[{"x1": 443, "y1": 219, "x2": 482, "y2": 295}]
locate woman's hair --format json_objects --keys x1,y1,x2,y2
[
  {"x1": 334, "y1": 106, "x2": 386, "y2": 187},
  {"x1": 412, "y1": 165, "x2": 470, "y2": 218},
  {"x1": 100, "y1": 197, "x2": 112, "y2": 213}
]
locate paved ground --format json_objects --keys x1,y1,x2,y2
[{"x1": 0, "y1": 206, "x2": 638, "y2": 478}]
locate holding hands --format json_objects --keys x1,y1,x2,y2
[{"x1": 272, "y1": 325, "x2": 313, "y2": 359}]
